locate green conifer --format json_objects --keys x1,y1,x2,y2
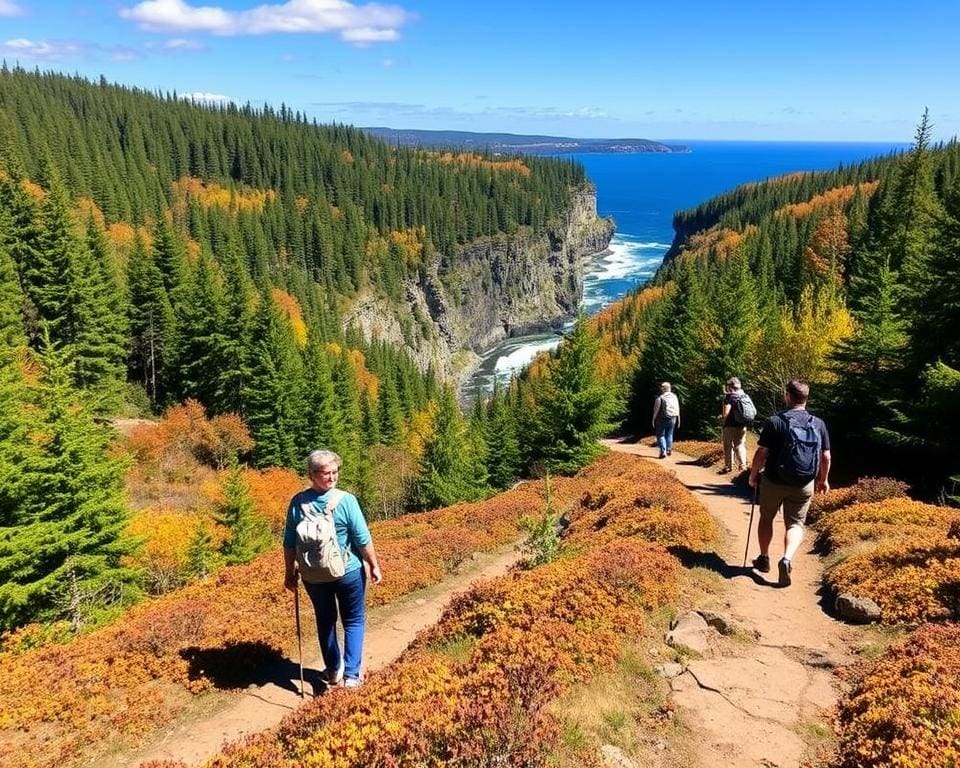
[{"x1": 215, "y1": 464, "x2": 272, "y2": 565}]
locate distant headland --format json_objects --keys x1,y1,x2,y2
[{"x1": 362, "y1": 127, "x2": 690, "y2": 155}]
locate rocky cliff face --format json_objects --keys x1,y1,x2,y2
[{"x1": 343, "y1": 184, "x2": 614, "y2": 380}]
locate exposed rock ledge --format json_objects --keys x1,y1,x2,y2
[{"x1": 343, "y1": 184, "x2": 614, "y2": 381}]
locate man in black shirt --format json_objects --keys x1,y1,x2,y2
[{"x1": 747, "y1": 380, "x2": 831, "y2": 587}]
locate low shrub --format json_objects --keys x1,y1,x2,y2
[
  {"x1": 835, "y1": 623, "x2": 960, "y2": 768},
  {"x1": 808, "y1": 476, "x2": 909, "y2": 523},
  {"x1": 672, "y1": 440, "x2": 724, "y2": 466},
  {"x1": 815, "y1": 499, "x2": 960, "y2": 553},
  {"x1": 827, "y1": 539, "x2": 960, "y2": 623}
]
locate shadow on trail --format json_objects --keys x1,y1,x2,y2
[
  {"x1": 668, "y1": 545, "x2": 780, "y2": 588},
  {"x1": 180, "y1": 641, "x2": 328, "y2": 696}
]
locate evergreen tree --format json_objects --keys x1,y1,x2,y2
[
  {"x1": 185, "y1": 518, "x2": 219, "y2": 580},
  {"x1": 415, "y1": 387, "x2": 487, "y2": 508},
  {"x1": 486, "y1": 386, "x2": 521, "y2": 489},
  {"x1": 244, "y1": 293, "x2": 306, "y2": 468},
  {"x1": 301, "y1": 333, "x2": 346, "y2": 456},
  {"x1": 0, "y1": 243, "x2": 25, "y2": 349},
  {"x1": 376, "y1": 370, "x2": 405, "y2": 446},
  {"x1": 176, "y1": 248, "x2": 228, "y2": 406},
  {"x1": 215, "y1": 465, "x2": 272, "y2": 565},
  {"x1": 527, "y1": 314, "x2": 622, "y2": 474},
  {"x1": 127, "y1": 235, "x2": 177, "y2": 407},
  {"x1": 0, "y1": 338, "x2": 135, "y2": 630}
]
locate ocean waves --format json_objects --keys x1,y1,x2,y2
[{"x1": 582, "y1": 233, "x2": 668, "y2": 313}]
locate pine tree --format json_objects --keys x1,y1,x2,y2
[
  {"x1": 301, "y1": 333, "x2": 346, "y2": 456},
  {"x1": 127, "y1": 235, "x2": 177, "y2": 407},
  {"x1": 415, "y1": 387, "x2": 487, "y2": 508},
  {"x1": 244, "y1": 293, "x2": 306, "y2": 468},
  {"x1": 0, "y1": 338, "x2": 136, "y2": 630},
  {"x1": 176, "y1": 248, "x2": 228, "y2": 406},
  {"x1": 486, "y1": 387, "x2": 521, "y2": 489},
  {"x1": 527, "y1": 314, "x2": 622, "y2": 474},
  {"x1": 185, "y1": 518, "x2": 219, "y2": 580},
  {"x1": 215, "y1": 465, "x2": 272, "y2": 565},
  {"x1": 377, "y1": 370, "x2": 405, "y2": 446},
  {"x1": 0, "y1": 243, "x2": 25, "y2": 349}
]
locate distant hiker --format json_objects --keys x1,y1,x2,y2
[
  {"x1": 747, "y1": 380, "x2": 831, "y2": 587},
  {"x1": 720, "y1": 376, "x2": 755, "y2": 475},
  {"x1": 652, "y1": 382, "x2": 681, "y2": 459},
  {"x1": 284, "y1": 450, "x2": 382, "y2": 689}
]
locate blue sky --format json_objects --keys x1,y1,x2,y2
[{"x1": 0, "y1": 0, "x2": 957, "y2": 141}]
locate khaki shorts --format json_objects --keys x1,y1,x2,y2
[{"x1": 759, "y1": 476, "x2": 814, "y2": 530}]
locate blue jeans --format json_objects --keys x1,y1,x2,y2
[
  {"x1": 656, "y1": 417, "x2": 676, "y2": 456},
  {"x1": 303, "y1": 567, "x2": 366, "y2": 680}
]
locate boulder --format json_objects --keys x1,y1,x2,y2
[
  {"x1": 666, "y1": 611, "x2": 711, "y2": 655},
  {"x1": 696, "y1": 610, "x2": 739, "y2": 636},
  {"x1": 654, "y1": 662, "x2": 684, "y2": 678},
  {"x1": 835, "y1": 593, "x2": 882, "y2": 623},
  {"x1": 600, "y1": 744, "x2": 637, "y2": 768}
]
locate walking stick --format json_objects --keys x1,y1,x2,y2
[
  {"x1": 293, "y1": 581, "x2": 305, "y2": 698},
  {"x1": 743, "y1": 483, "x2": 759, "y2": 568}
]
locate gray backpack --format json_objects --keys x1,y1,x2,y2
[{"x1": 295, "y1": 489, "x2": 347, "y2": 583}]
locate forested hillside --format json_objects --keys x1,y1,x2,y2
[
  {"x1": 0, "y1": 67, "x2": 601, "y2": 633},
  {"x1": 506, "y1": 115, "x2": 959, "y2": 497}
]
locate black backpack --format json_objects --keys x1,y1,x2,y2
[{"x1": 776, "y1": 412, "x2": 822, "y2": 485}]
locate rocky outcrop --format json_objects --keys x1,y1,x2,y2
[{"x1": 343, "y1": 184, "x2": 614, "y2": 380}]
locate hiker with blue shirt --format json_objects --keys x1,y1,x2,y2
[
  {"x1": 747, "y1": 380, "x2": 831, "y2": 587},
  {"x1": 283, "y1": 450, "x2": 382, "y2": 689}
]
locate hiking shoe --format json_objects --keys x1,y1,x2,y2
[
  {"x1": 751, "y1": 554, "x2": 771, "y2": 573},
  {"x1": 658, "y1": 452, "x2": 666, "y2": 459},
  {"x1": 778, "y1": 558, "x2": 792, "y2": 587},
  {"x1": 718, "y1": 468, "x2": 732, "y2": 475},
  {"x1": 325, "y1": 660, "x2": 344, "y2": 686},
  {"x1": 343, "y1": 677, "x2": 363, "y2": 689}
]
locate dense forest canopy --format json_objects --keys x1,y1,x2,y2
[{"x1": 0, "y1": 67, "x2": 591, "y2": 631}]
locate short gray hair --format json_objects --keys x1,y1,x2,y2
[
  {"x1": 726, "y1": 376, "x2": 741, "y2": 390},
  {"x1": 660, "y1": 382, "x2": 672, "y2": 393},
  {"x1": 306, "y1": 450, "x2": 342, "y2": 474}
]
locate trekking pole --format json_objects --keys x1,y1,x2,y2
[
  {"x1": 743, "y1": 483, "x2": 759, "y2": 568},
  {"x1": 293, "y1": 581, "x2": 305, "y2": 698}
]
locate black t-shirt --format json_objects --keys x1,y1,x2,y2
[
  {"x1": 758, "y1": 408, "x2": 831, "y2": 484},
  {"x1": 723, "y1": 392, "x2": 741, "y2": 427}
]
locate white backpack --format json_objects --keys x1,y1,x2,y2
[
  {"x1": 661, "y1": 393, "x2": 680, "y2": 418},
  {"x1": 295, "y1": 489, "x2": 347, "y2": 583}
]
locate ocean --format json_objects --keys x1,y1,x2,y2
[{"x1": 463, "y1": 141, "x2": 907, "y2": 398}]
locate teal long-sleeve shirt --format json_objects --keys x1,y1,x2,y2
[{"x1": 283, "y1": 488, "x2": 372, "y2": 575}]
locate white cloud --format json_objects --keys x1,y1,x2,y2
[
  {"x1": 163, "y1": 37, "x2": 206, "y2": 50},
  {"x1": 0, "y1": 1, "x2": 24, "y2": 17},
  {"x1": 119, "y1": 0, "x2": 413, "y2": 44},
  {"x1": 1, "y1": 38, "x2": 85, "y2": 60},
  {"x1": 183, "y1": 91, "x2": 233, "y2": 104}
]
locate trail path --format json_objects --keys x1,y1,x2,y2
[
  {"x1": 604, "y1": 438, "x2": 855, "y2": 768},
  {"x1": 114, "y1": 544, "x2": 522, "y2": 768}
]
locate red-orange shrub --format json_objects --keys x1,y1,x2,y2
[
  {"x1": 815, "y1": 499, "x2": 960, "y2": 553},
  {"x1": 835, "y1": 623, "x2": 960, "y2": 768}
]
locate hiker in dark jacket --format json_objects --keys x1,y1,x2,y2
[{"x1": 747, "y1": 380, "x2": 831, "y2": 587}]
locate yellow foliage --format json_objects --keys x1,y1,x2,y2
[
  {"x1": 171, "y1": 177, "x2": 275, "y2": 215},
  {"x1": 389, "y1": 227, "x2": 427, "y2": 266},
  {"x1": 746, "y1": 286, "x2": 853, "y2": 400},
  {"x1": 348, "y1": 348, "x2": 379, "y2": 397},
  {"x1": 269, "y1": 288, "x2": 307, "y2": 348},
  {"x1": 423, "y1": 151, "x2": 531, "y2": 177},
  {"x1": 20, "y1": 178, "x2": 46, "y2": 202},
  {"x1": 404, "y1": 402, "x2": 438, "y2": 462},
  {"x1": 75, "y1": 197, "x2": 106, "y2": 229},
  {"x1": 774, "y1": 181, "x2": 879, "y2": 219}
]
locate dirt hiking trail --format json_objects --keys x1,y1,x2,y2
[
  {"x1": 115, "y1": 544, "x2": 522, "y2": 768},
  {"x1": 605, "y1": 438, "x2": 856, "y2": 768}
]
